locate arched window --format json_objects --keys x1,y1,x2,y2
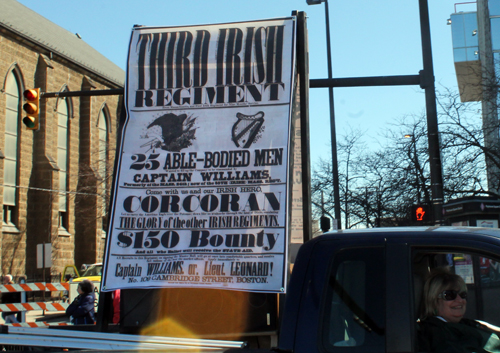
[
  {"x1": 57, "y1": 98, "x2": 69, "y2": 230},
  {"x1": 98, "y1": 108, "x2": 108, "y2": 181},
  {"x1": 98, "y1": 108, "x2": 109, "y2": 234},
  {"x1": 4, "y1": 71, "x2": 20, "y2": 228}
]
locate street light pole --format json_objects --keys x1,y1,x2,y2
[
  {"x1": 418, "y1": 0, "x2": 444, "y2": 224},
  {"x1": 413, "y1": 138, "x2": 421, "y2": 204},
  {"x1": 307, "y1": 0, "x2": 342, "y2": 229},
  {"x1": 413, "y1": 140, "x2": 421, "y2": 204},
  {"x1": 405, "y1": 134, "x2": 421, "y2": 204},
  {"x1": 307, "y1": 0, "x2": 443, "y2": 225}
]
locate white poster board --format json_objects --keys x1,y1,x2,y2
[
  {"x1": 102, "y1": 18, "x2": 296, "y2": 293},
  {"x1": 36, "y1": 243, "x2": 51, "y2": 269},
  {"x1": 477, "y1": 219, "x2": 499, "y2": 228}
]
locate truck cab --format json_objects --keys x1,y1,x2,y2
[{"x1": 279, "y1": 227, "x2": 500, "y2": 353}]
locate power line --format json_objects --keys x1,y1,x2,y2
[{"x1": 3, "y1": 184, "x2": 105, "y2": 197}]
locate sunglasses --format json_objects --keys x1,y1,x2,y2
[{"x1": 438, "y1": 290, "x2": 467, "y2": 301}]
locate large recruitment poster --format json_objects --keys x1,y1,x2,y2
[{"x1": 102, "y1": 17, "x2": 296, "y2": 293}]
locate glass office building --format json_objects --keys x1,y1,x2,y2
[
  {"x1": 450, "y1": 0, "x2": 500, "y2": 102},
  {"x1": 449, "y1": 0, "x2": 500, "y2": 194}
]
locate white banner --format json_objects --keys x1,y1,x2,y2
[{"x1": 102, "y1": 17, "x2": 296, "y2": 293}]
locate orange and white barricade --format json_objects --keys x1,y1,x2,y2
[{"x1": 0, "y1": 282, "x2": 70, "y2": 326}]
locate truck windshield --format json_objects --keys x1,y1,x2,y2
[{"x1": 82, "y1": 264, "x2": 102, "y2": 277}]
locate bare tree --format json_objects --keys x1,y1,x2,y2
[
  {"x1": 338, "y1": 128, "x2": 366, "y2": 229},
  {"x1": 312, "y1": 128, "x2": 370, "y2": 229},
  {"x1": 438, "y1": 88, "x2": 495, "y2": 197},
  {"x1": 311, "y1": 92, "x2": 496, "y2": 228}
]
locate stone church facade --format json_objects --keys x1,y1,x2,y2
[{"x1": 0, "y1": 0, "x2": 124, "y2": 281}]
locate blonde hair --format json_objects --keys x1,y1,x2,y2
[{"x1": 421, "y1": 267, "x2": 467, "y2": 320}]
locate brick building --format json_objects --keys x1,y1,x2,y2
[{"x1": 0, "y1": 0, "x2": 124, "y2": 280}]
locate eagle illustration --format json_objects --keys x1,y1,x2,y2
[{"x1": 144, "y1": 113, "x2": 196, "y2": 152}]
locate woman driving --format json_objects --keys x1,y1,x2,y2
[{"x1": 418, "y1": 268, "x2": 500, "y2": 353}]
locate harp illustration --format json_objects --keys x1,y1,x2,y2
[{"x1": 231, "y1": 111, "x2": 265, "y2": 148}]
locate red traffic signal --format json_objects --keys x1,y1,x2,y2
[
  {"x1": 415, "y1": 207, "x2": 425, "y2": 221},
  {"x1": 23, "y1": 88, "x2": 38, "y2": 101},
  {"x1": 22, "y1": 88, "x2": 40, "y2": 130},
  {"x1": 411, "y1": 204, "x2": 430, "y2": 223}
]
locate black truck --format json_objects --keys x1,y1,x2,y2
[
  {"x1": 272, "y1": 226, "x2": 500, "y2": 353},
  {"x1": 3, "y1": 226, "x2": 500, "y2": 352}
]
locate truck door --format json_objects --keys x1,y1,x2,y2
[
  {"x1": 316, "y1": 238, "x2": 415, "y2": 353},
  {"x1": 313, "y1": 240, "x2": 387, "y2": 353}
]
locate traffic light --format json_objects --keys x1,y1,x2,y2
[
  {"x1": 411, "y1": 204, "x2": 431, "y2": 223},
  {"x1": 22, "y1": 88, "x2": 40, "y2": 130}
]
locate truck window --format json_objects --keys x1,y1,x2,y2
[
  {"x1": 413, "y1": 250, "x2": 500, "y2": 328},
  {"x1": 321, "y1": 247, "x2": 385, "y2": 352}
]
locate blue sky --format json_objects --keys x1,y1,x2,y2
[{"x1": 17, "y1": 0, "x2": 475, "y2": 168}]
